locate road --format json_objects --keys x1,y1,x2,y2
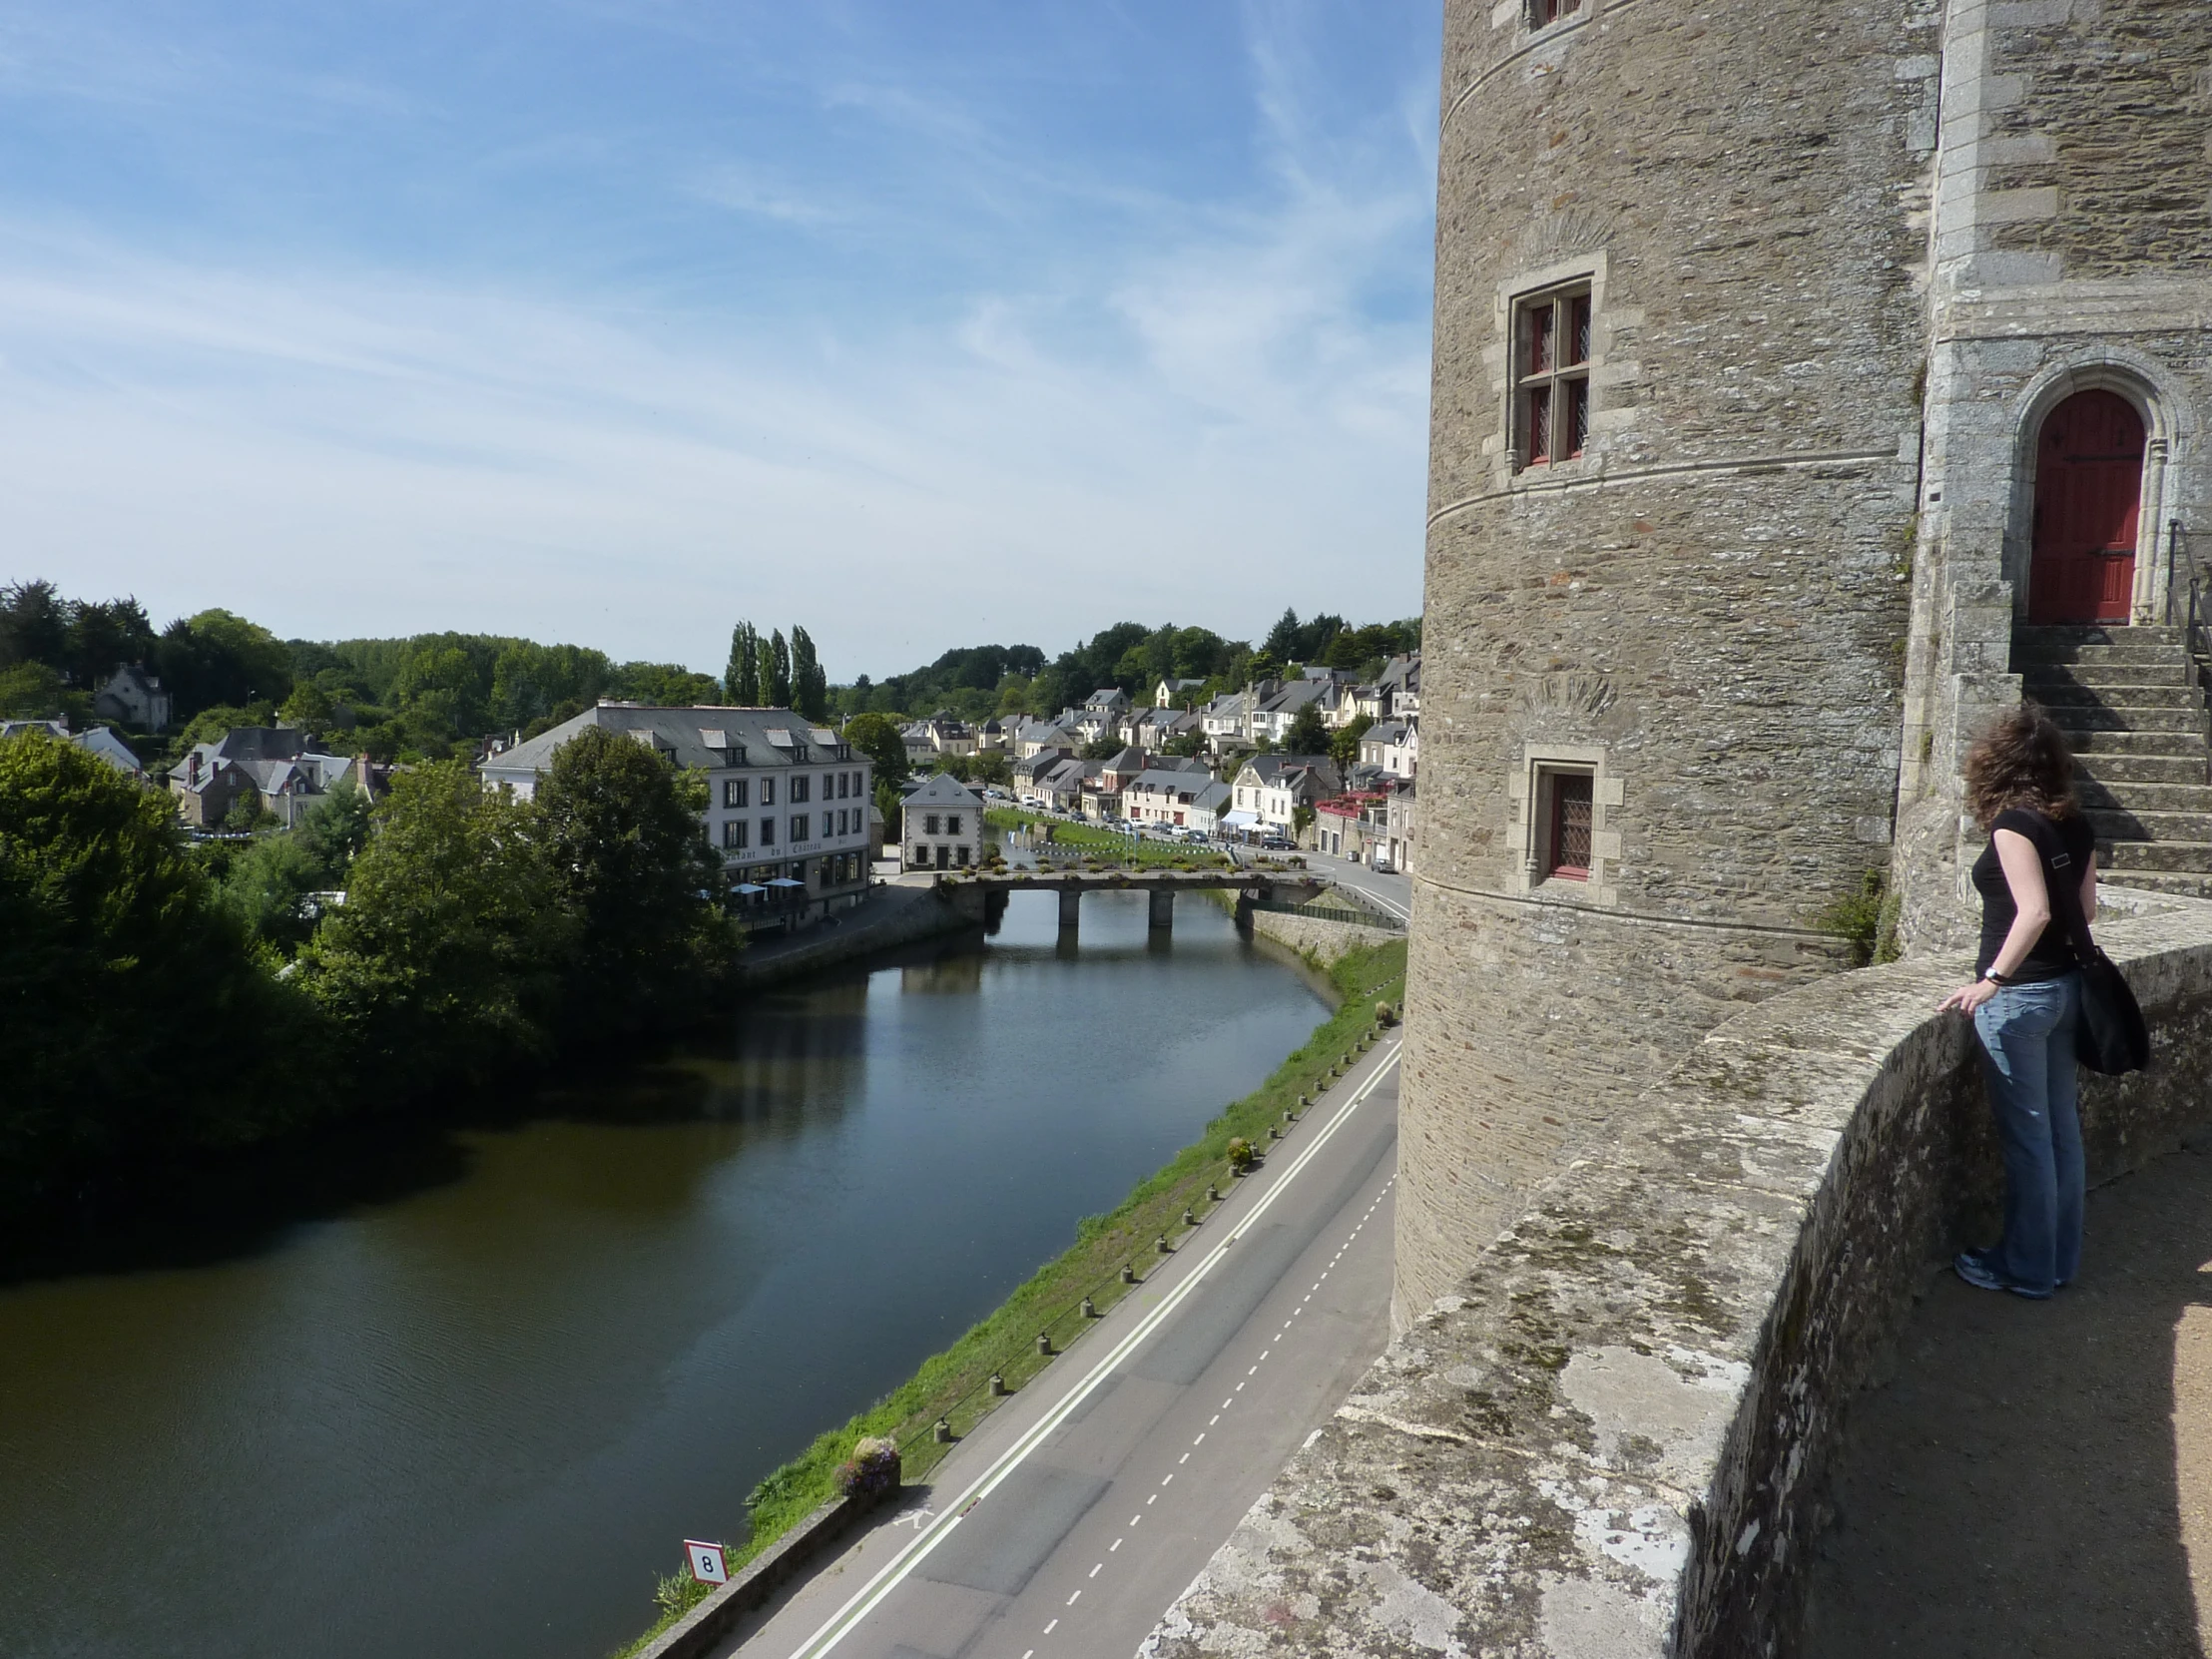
[
  {"x1": 720, "y1": 1043, "x2": 1402, "y2": 1659},
  {"x1": 1315, "y1": 857, "x2": 1412, "y2": 925}
]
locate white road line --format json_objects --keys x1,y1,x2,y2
[
  {"x1": 1178, "y1": 1452, "x2": 1189, "y2": 1464},
  {"x1": 1193, "y1": 1433, "x2": 1205, "y2": 1445},
  {"x1": 1110, "y1": 1538, "x2": 1123, "y2": 1552},
  {"x1": 779, "y1": 1039, "x2": 1402, "y2": 1659},
  {"x1": 1067, "y1": 1590, "x2": 1081, "y2": 1605},
  {"x1": 1089, "y1": 1563, "x2": 1102, "y2": 1578},
  {"x1": 1044, "y1": 1620, "x2": 1057, "y2": 1634}
]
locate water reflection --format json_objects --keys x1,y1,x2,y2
[{"x1": 0, "y1": 890, "x2": 1327, "y2": 1659}]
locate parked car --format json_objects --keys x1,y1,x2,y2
[{"x1": 1260, "y1": 834, "x2": 1295, "y2": 850}]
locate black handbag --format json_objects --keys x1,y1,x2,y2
[{"x1": 2022, "y1": 814, "x2": 2149, "y2": 1075}]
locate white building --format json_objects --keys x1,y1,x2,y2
[
  {"x1": 479, "y1": 704, "x2": 873, "y2": 924},
  {"x1": 901, "y1": 773, "x2": 986, "y2": 871}
]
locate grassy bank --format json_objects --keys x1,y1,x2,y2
[
  {"x1": 985, "y1": 806, "x2": 1232, "y2": 868},
  {"x1": 608, "y1": 934, "x2": 1406, "y2": 1657}
]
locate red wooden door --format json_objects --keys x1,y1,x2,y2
[{"x1": 2030, "y1": 390, "x2": 2144, "y2": 624}]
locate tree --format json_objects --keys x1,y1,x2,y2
[
  {"x1": 64, "y1": 598, "x2": 156, "y2": 691},
  {"x1": 971, "y1": 750, "x2": 1012, "y2": 787},
  {"x1": 279, "y1": 680, "x2": 335, "y2": 732},
  {"x1": 766, "y1": 631, "x2": 794, "y2": 707},
  {"x1": 295, "y1": 761, "x2": 572, "y2": 1098},
  {"x1": 726, "y1": 622, "x2": 761, "y2": 704},
  {"x1": 842, "y1": 712, "x2": 910, "y2": 790},
  {"x1": 791, "y1": 625, "x2": 828, "y2": 720},
  {"x1": 1263, "y1": 608, "x2": 1302, "y2": 663},
  {"x1": 218, "y1": 784, "x2": 373, "y2": 954},
  {"x1": 0, "y1": 729, "x2": 288, "y2": 1205},
  {"x1": 156, "y1": 609, "x2": 295, "y2": 721},
  {"x1": 1082, "y1": 734, "x2": 1124, "y2": 761},
  {"x1": 1285, "y1": 701, "x2": 1330, "y2": 757},
  {"x1": 0, "y1": 580, "x2": 70, "y2": 672},
  {"x1": 532, "y1": 726, "x2": 736, "y2": 1036},
  {"x1": 1330, "y1": 714, "x2": 1375, "y2": 770}
]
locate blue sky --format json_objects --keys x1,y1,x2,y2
[{"x1": 0, "y1": 2, "x2": 1439, "y2": 679}]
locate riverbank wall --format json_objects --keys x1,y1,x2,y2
[
  {"x1": 1247, "y1": 908, "x2": 1402, "y2": 966},
  {"x1": 731, "y1": 884, "x2": 972, "y2": 989},
  {"x1": 1145, "y1": 887, "x2": 2212, "y2": 1657}
]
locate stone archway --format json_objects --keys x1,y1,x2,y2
[{"x1": 2028, "y1": 387, "x2": 2146, "y2": 625}]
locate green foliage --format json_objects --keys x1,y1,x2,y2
[
  {"x1": 157, "y1": 609, "x2": 295, "y2": 719},
  {"x1": 1330, "y1": 714, "x2": 1375, "y2": 769},
  {"x1": 1815, "y1": 869, "x2": 1899, "y2": 969},
  {"x1": 0, "y1": 660, "x2": 67, "y2": 719},
  {"x1": 725, "y1": 622, "x2": 761, "y2": 705},
  {"x1": 217, "y1": 785, "x2": 373, "y2": 954},
  {"x1": 791, "y1": 625, "x2": 828, "y2": 720},
  {"x1": 970, "y1": 750, "x2": 1011, "y2": 787},
  {"x1": 0, "y1": 581, "x2": 158, "y2": 697},
  {"x1": 533, "y1": 727, "x2": 737, "y2": 1036},
  {"x1": 1081, "y1": 734, "x2": 1124, "y2": 761},
  {"x1": 278, "y1": 679, "x2": 336, "y2": 732},
  {"x1": 294, "y1": 762, "x2": 574, "y2": 1098},
  {"x1": 1284, "y1": 701, "x2": 1329, "y2": 757},
  {"x1": 0, "y1": 730, "x2": 304, "y2": 1206},
  {"x1": 841, "y1": 712, "x2": 910, "y2": 790}
]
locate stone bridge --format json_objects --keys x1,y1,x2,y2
[{"x1": 938, "y1": 866, "x2": 1328, "y2": 933}]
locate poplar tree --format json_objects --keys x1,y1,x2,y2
[
  {"x1": 725, "y1": 622, "x2": 760, "y2": 704},
  {"x1": 765, "y1": 631, "x2": 793, "y2": 707},
  {"x1": 791, "y1": 626, "x2": 828, "y2": 720}
]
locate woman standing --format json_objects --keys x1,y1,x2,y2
[{"x1": 1937, "y1": 704, "x2": 2099, "y2": 1300}]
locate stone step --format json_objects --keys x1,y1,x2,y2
[
  {"x1": 2014, "y1": 623, "x2": 2189, "y2": 657},
  {"x1": 2097, "y1": 836, "x2": 2212, "y2": 873},
  {"x1": 2087, "y1": 806, "x2": 2212, "y2": 842},
  {"x1": 2050, "y1": 705, "x2": 2207, "y2": 735},
  {"x1": 2015, "y1": 642, "x2": 2200, "y2": 674},
  {"x1": 2076, "y1": 752, "x2": 2212, "y2": 786},
  {"x1": 2077, "y1": 777, "x2": 2212, "y2": 814},
  {"x1": 2102, "y1": 869, "x2": 2212, "y2": 900},
  {"x1": 2029, "y1": 680, "x2": 2207, "y2": 711},
  {"x1": 2065, "y1": 728, "x2": 2211, "y2": 757},
  {"x1": 2022, "y1": 660, "x2": 2197, "y2": 691}
]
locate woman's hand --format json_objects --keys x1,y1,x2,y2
[{"x1": 1939, "y1": 978, "x2": 1999, "y2": 1015}]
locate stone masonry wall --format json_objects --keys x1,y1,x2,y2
[
  {"x1": 1887, "y1": 0, "x2": 2212, "y2": 950},
  {"x1": 1401, "y1": 0, "x2": 1934, "y2": 1321},
  {"x1": 1144, "y1": 889, "x2": 2212, "y2": 1659}
]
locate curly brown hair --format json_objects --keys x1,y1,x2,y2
[{"x1": 1962, "y1": 703, "x2": 2077, "y2": 829}]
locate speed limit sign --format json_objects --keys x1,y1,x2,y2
[{"x1": 685, "y1": 1539, "x2": 729, "y2": 1585}]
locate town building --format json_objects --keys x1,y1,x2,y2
[
  {"x1": 92, "y1": 664, "x2": 173, "y2": 733},
  {"x1": 0, "y1": 719, "x2": 145, "y2": 777},
  {"x1": 479, "y1": 704, "x2": 872, "y2": 926},
  {"x1": 169, "y1": 727, "x2": 367, "y2": 829},
  {"x1": 900, "y1": 773, "x2": 985, "y2": 871},
  {"x1": 1223, "y1": 754, "x2": 1341, "y2": 839},
  {"x1": 1358, "y1": 718, "x2": 1418, "y2": 779}
]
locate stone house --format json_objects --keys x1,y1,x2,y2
[
  {"x1": 1381, "y1": 776, "x2": 1415, "y2": 876},
  {"x1": 1358, "y1": 718, "x2": 1418, "y2": 779},
  {"x1": 480, "y1": 705, "x2": 873, "y2": 926},
  {"x1": 92, "y1": 664, "x2": 173, "y2": 732},
  {"x1": 900, "y1": 773, "x2": 984, "y2": 871},
  {"x1": 1225, "y1": 754, "x2": 1341, "y2": 838},
  {"x1": 1152, "y1": 677, "x2": 1204, "y2": 709},
  {"x1": 170, "y1": 728, "x2": 365, "y2": 829},
  {"x1": 1123, "y1": 767, "x2": 1227, "y2": 832}
]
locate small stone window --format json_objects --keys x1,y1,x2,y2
[
  {"x1": 924, "y1": 814, "x2": 940, "y2": 835},
  {"x1": 1513, "y1": 283, "x2": 1592, "y2": 469},
  {"x1": 1530, "y1": 0, "x2": 1583, "y2": 24},
  {"x1": 945, "y1": 815, "x2": 962, "y2": 836},
  {"x1": 1543, "y1": 771, "x2": 1593, "y2": 880}
]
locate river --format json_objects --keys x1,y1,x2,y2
[{"x1": 0, "y1": 890, "x2": 1332, "y2": 1659}]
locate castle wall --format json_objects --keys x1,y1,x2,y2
[
  {"x1": 1400, "y1": 0, "x2": 1932, "y2": 1321},
  {"x1": 1890, "y1": 0, "x2": 2212, "y2": 951}
]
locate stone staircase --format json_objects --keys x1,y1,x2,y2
[{"x1": 2012, "y1": 624, "x2": 2212, "y2": 899}]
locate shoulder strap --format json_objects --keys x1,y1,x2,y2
[{"x1": 2012, "y1": 812, "x2": 2098, "y2": 961}]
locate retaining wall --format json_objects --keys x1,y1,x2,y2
[
  {"x1": 1246, "y1": 908, "x2": 1404, "y2": 967},
  {"x1": 1143, "y1": 888, "x2": 2212, "y2": 1657},
  {"x1": 633, "y1": 1488, "x2": 894, "y2": 1659},
  {"x1": 731, "y1": 885, "x2": 971, "y2": 989}
]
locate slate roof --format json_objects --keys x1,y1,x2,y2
[
  {"x1": 903, "y1": 773, "x2": 985, "y2": 811},
  {"x1": 479, "y1": 704, "x2": 852, "y2": 785}
]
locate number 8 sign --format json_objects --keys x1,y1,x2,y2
[{"x1": 685, "y1": 1539, "x2": 729, "y2": 1586}]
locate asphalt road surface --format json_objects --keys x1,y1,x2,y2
[
  {"x1": 1320, "y1": 859, "x2": 1411, "y2": 926},
  {"x1": 720, "y1": 1042, "x2": 1402, "y2": 1659}
]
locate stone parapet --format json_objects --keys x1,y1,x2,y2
[{"x1": 1142, "y1": 888, "x2": 2212, "y2": 1658}]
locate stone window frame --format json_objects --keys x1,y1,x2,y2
[
  {"x1": 2004, "y1": 353, "x2": 2194, "y2": 627},
  {"x1": 1525, "y1": 0, "x2": 1586, "y2": 34},
  {"x1": 1506, "y1": 743, "x2": 1623, "y2": 904},
  {"x1": 1493, "y1": 254, "x2": 1609, "y2": 482}
]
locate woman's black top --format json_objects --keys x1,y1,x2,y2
[{"x1": 1971, "y1": 806, "x2": 2096, "y2": 980}]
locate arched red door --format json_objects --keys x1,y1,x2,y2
[{"x1": 2029, "y1": 389, "x2": 2144, "y2": 624}]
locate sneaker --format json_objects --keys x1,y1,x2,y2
[{"x1": 1953, "y1": 1250, "x2": 2052, "y2": 1301}]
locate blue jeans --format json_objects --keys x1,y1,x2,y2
[{"x1": 1970, "y1": 972, "x2": 2084, "y2": 1295}]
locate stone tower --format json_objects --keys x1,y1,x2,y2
[
  {"x1": 1396, "y1": 0, "x2": 1937, "y2": 1323},
  {"x1": 1400, "y1": 0, "x2": 2212, "y2": 1325}
]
